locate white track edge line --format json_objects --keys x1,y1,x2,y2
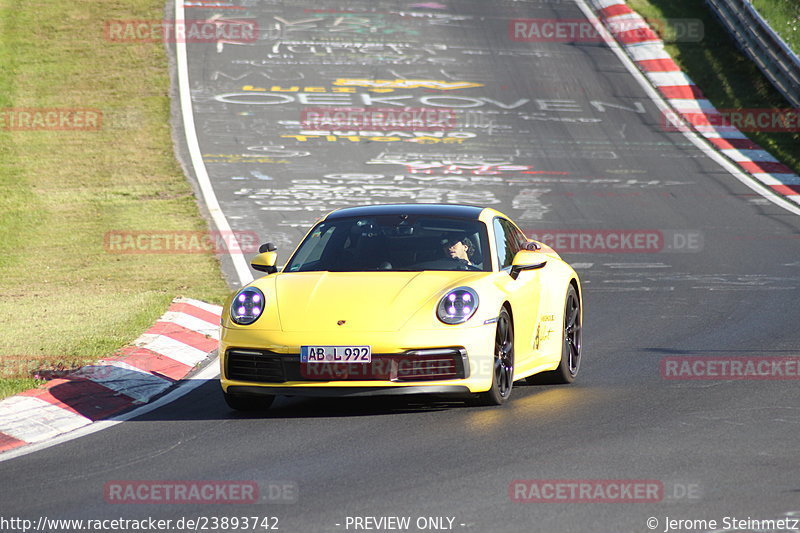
[
  {"x1": 574, "y1": 0, "x2": 800, "y2": 217},
  {"x1": 175, "y1": 0, "x2": 253, "y2": 285},
  {"x1": 0, "y1": 0, "x2": 245, "y2": 459},
  {"x1": 0, "y1": 356, "x2": 222, "y2": 463}
]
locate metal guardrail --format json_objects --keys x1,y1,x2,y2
[{"x1": 706, "y1": 0, "x2": 800, "y2": 108}]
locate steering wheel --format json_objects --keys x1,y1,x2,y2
[{"x1": 447, "y1": 257, "x2": 480, "y2": 271}]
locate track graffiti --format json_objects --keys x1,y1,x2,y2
[
  {"x1": 280, "y1": 130, "x2": 476, "y2": 144},
  {"x1": 271, "y1": 14, "x2": 422, "y2": 37},
  {"x1": 210, "y1": 91, "x2": 646, "y2": 118},
  {"x1": 235, "y1": 180, "x2": 502, "y2": 212}
]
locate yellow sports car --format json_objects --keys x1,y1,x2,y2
[{"x1": 220, "y1": 204, "x2": 582, "y2": 410}]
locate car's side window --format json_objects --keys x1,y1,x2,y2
[
  {"x1": 493, "y1": 218, "x2": 522, "y2": 269},
  {"x1": 507, "y1": 220, "x2": 528, "y2": 250}
]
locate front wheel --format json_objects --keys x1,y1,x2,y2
[
  {"x1": 473, "y1": 308, "x2": 514, "y2": 406},
  {"x1": 223, "y1": 391, "x2": 275, "y2": 411},
  {"x1": 527, "y1": 284, "x2": 582, "y2": 385}
]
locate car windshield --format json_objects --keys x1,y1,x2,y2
[{"x1": 284, "y1": 215, "x2": 491, "y2": 272}]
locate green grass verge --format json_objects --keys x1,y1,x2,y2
[
  {"x1": 627, "y1": 0, "x2": 800, "y2": 173},
  {"x1": 0, "y1": 0, "x2": 229, "y2": 397},
  {"x1": 751, "y1": 0, "x2": 800, "y2": 55}
]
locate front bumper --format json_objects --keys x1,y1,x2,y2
[
  {"x1": 225, "y1": 348, "x2": 470, "y2": 383},
  {"x1": 219, "y1": 325, "x2": 496, "y2": 395},
  {"x1": 226, "y1": 385, "x2": 471, "y2": 398}
]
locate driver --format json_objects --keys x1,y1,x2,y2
[{"x1": 442, "y1": 235, "x2": 476, "y2": 267}]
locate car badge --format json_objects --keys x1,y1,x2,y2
[{"x1": 337, "y1": 320, "x2": 346, "y2": 326}]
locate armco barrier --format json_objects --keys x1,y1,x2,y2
[{"x1": 706, "y1": 0, "x2": 800, "y2": 107}]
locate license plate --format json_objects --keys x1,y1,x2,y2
[{"x1": 300, "y1": 346, "x2": 372, "y2": 363}]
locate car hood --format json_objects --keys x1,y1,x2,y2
[{"x1": 273, "y1": 271, "x2": 484, "y2": 332}]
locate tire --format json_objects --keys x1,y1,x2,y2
[
  {"x1": 223, "y1": 391, "x2": 275, "y2": 411},
  {"x1": 473, "y1": 308, "x2": 514, "y2": 406},
  {"x1": 527, "y1": 284, "x2": 582, "y2": 385}
]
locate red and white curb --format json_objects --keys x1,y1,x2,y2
[
  {"x1": 0, "y1": 298, "x2": 221, "y2": 454},
  {"x1": 590, "y1": 0, "x2": 800, "y2": 205}
]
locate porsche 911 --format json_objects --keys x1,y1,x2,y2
[{"x1": 219, "y1": 204, "x2": 582, "y2": 409}]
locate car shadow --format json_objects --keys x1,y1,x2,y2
[{"x1": 122, "y1": 379, "x2": 486, "y2": 422}]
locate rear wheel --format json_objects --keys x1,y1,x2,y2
[
  {"x1": 223, "y1": 391, "x2": 275, "y2": 411},
  {"x1": 527, "y1": 285, "x2": 581, "y2": 385},
  {"x1": 473, "y1": 308, "x2": 514, "y2": 406}
]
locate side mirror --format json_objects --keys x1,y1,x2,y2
[
  {"x1": 252, "y1": 243, "x2": 278, "y2": 274},
  {"x1": 509, "y1": 249, "x2": 547, "y2": 280}
]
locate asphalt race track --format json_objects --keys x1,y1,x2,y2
[{"x1": 2, "y1": 0, "x2": 799, "y2": 531}]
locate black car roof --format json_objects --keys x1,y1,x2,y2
[{"x1": 325, "y1": 204, "x2": 485, "y2": 220}]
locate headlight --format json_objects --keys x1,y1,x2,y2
[
  {"x1": 437, "y1": 287, "x2": 479, "y2": 325},
  {"x1": 230, "y1": 287, "x2": 265, "y2": 325}
]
